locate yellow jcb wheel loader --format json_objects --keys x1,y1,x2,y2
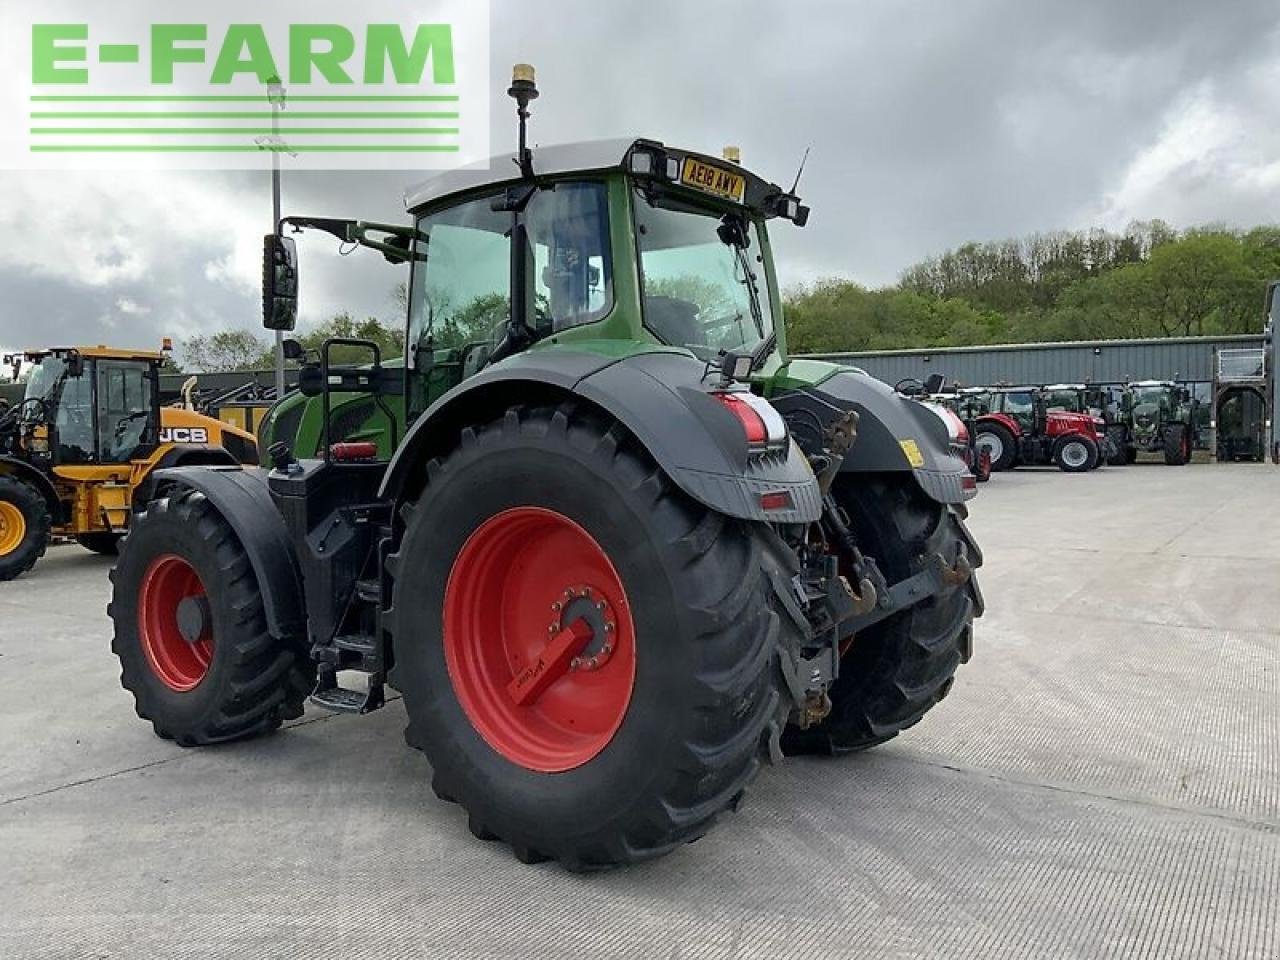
[{"x1": 0, "y1": 346, "x2": 259, "y2": 580}]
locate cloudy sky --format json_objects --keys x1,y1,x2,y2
[{"x1": 2, "y1": 0, "x2": 1278, "y2": 364}]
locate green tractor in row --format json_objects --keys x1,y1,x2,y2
[
  {"x1": 108, "y1": 69, "x2": 983, "y2": 869},
  {"x1": 1105, "y1": 380, "x2": 1197, "y2": 466}
]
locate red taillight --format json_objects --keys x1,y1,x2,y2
[
  {"x1": 713, "y1": 392, "x2": 768, "y2": 444},
  {"x1": 942, "y1": 407, "x2": 969, "y2": 443},
  {"x1": 759, "y1": 490, "x2": 793, "y2": 511}
]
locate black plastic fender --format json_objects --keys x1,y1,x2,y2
[
  {"x1": 132, "y1": 445, "x2": 239, "y2": 508},
  {"x1": 0, "y1": 455, "x2": 61, "y2": 521},
  {"x1": 770, "y1": 368, "x2": 975, "y2": 504},
  {"x1": 146, "y1": 466, "x2": 306, "y2": 639},
  {"x1": 379, "y1": 349, "x2": 821, "y2": 524}
]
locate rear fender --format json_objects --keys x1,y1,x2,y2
[
  {"x1": 770, "y1": 368, "x2": 976, "y2": 504},
  {"x1": 132, "y1": 446, "x2": 238, "y2": 508},
  {"x1": 378, "y1": 349, "x2": 822, "y2": 524},
  {"x1": 146, "y1": 466, "x2": 305, "y2": 639}
]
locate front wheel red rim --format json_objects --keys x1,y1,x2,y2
[
  {"x1": 443, "y1": 507, "x2": 637, "y2": 773},
  {"x1": 138, "y1": 554, "x2": 213, "y2": 692}
]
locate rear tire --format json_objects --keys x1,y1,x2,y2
[
  {"x1": 109, "y1": 491, "x2": 313, "y2": 745},
  {"x1": 1163, "y1": 425, "x2": 1189, "y2": 466},
  {"x1": 77, "y1": 532, "x2": 121, "y2": 556},
  {"x1": 1106, "y1": 435, "x2": 1129, "y2": 466},
  {"x1": 0, "y1": 475, "x2": 50, "y2": 581},
  {"x1": 388, "y1": 403, "x2": 795, "y2": 870},
  {"x1": 784, "y1": 477, "x2": 981, "y2": 754},
  {"x1": 1054, "y1": 435, "x2": 1098, "y2": 472},
  {"x1": 975, "y1": 423, "x2": 1017, "y2": 471}
]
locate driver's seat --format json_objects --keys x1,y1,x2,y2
[{"x1": 644, "y1": 296, "x2": 704, "y2": 348}]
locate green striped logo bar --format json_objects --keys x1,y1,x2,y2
[{"x1": 5, "y1": 1, "x2": 490, "y2": 170}]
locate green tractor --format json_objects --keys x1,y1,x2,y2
[
  {"x1": 108, "y1": 68, "x2": 983, "y2": 869},
  {"x1": 1110, "y1": 380, "x2": 1197, "y2": 465}
]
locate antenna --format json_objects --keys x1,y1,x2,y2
[
  {"x1": 507, "y1": 64, "x2": 539, "y2": 179},
  {"x1": 789, "y1": 146, "x2": 810, "y2": 195}
]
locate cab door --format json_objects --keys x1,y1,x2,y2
[{"x1": 95, "y1": 360, "x2": 158, "y2": 464}]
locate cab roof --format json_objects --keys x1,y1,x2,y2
[
  {"x1": 24, "y1": 346, "x2": 164, "y2": 362},
  {"x1": 403, "y1": 137, "x2": 796, "y2": 217}
]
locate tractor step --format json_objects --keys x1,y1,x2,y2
[
  {"x1": 333, "y1": 633, "x2": 377, "y2": 657},
  {"x1": 355, "y1": 578, "x2": 381, "y2": 604},
  {"x1": 310, "y1": 666, "x2": 385, "y2": 714}
]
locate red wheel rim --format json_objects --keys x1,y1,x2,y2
[
  {"x1": 138, "y1": 554, "x2": 213, "y2": 692},
  {"x1": 443, "y1": 507, "x2": 637, "y2": 773}
]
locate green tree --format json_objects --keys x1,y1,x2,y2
[{"x1": 181, "y1": 330, "x2": 271, "y2": 372}]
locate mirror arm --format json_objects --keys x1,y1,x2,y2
[{"x1": 278, "y1": 216, "x2": 427, "y2": 263}]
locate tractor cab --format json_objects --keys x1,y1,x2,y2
[
  {"x1": 4, "y1": 347, "x2": 161, "y2": 467},
  {"x1": 261, "y1": 129, "x2": 809, "y2": 452}
]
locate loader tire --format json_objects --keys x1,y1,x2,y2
[
  {"x1": 0, "y1": 475, "x2": 50, "y2": 581},
  {"x1": 388, "y1": 402, "x2": 795, "y2": 870},
  {"x1": 109, "y1": 490, "x2": 313, "y2": 745},
  {"x1": 784, "y1": 477, "x2": 981, "y2": 754},
  {"x1": 77, "y1": 532, "x2": 121, "y2": 556}
]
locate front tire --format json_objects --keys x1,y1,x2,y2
[
  {"x1": 1054, "y1": 435, "x2": 1098, "y2": 472},
  {"x1": 109, "y1": 491, "x2": 313, "y2": 745},
  {"x1": 388, "y1": 403, "x2": 795, "y2": 870},
  {"x1": 785, "y1": 477, "x2": 981, "y2": 754},
  {"x1": 975, "y1": 423, "x2": 1017, "y2": 471},
  {"x1": 1163, "y1": 425, "x2": 1190, "y2": 465},
  {"x1": 0, "y1": 475, "x2": 50, "y2": 581}
]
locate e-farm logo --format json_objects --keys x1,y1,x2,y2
[{"x1": 1, "y1": 0, "x2": 489, "y2": 170}]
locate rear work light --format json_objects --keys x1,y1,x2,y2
[{"x1": 712, "y1": 391, "x2": 788, "y2": 450}]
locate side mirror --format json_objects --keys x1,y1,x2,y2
[
  {"x1": 262, "y1": 234, "x2": 299, "y2": 331},
  {"x1": 282, "y1": 338, "x2": 306, "y2": 361}
]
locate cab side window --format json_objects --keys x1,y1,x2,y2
[
  {"x1": 1002, "y1": 391, "x2": 1035, "y2": 430},
  {"x1": 97, "y1": 361, "x2": 153, "y2": 464},
  {"x1": 522, "y1": 182, "x2": 612, "y2": 335},
  {"x1": 55, "y1": 374, "x2": 94, "y2": 463}
]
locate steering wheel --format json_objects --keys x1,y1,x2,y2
[{"x1": 0, "y1": 396, "x2": 48, "y2": 428}]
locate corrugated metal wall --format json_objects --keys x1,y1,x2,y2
[{"x1": 808, "y1": 335, "x2": 1266, "y2": 387}]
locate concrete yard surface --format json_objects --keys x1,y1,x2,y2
[{"x1": 2, "y1": 463, "x2": 1278, "y2": 959}]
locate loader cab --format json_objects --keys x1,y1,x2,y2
[{"x1": 17, "y1": 349, "x2": 161, "y2": 467}]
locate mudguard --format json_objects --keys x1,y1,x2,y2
[
  {"x1": 132, "y1": 445, "x2": 239, "y2": 507},
  {"x1": 0, "y1": 455, "x2": 60, "y2": 519},
  {"x1": 148, "y1": 466, "x2": 306, "y2": 639},
  {"x1": 379, "y1": 349, "x2": 822, "y2": 524},
  {"x1": 771, "y1": 368, "x2": 975, "y2": 504}
]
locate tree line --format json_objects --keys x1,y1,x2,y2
[{"x1": 784, "y1": 221, "x2": 1280, "y2": 354}]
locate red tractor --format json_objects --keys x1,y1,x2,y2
[{"x1": 964, "y1": 387, "x2": 1103, "y2": 473}]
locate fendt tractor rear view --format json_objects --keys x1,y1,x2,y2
[{"x1": 108, "y1": 68, "x2": 984, "y2": 870}]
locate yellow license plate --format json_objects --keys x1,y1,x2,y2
[{"x1": 680, "y1": 157, "x2": 746, "y2": 203}]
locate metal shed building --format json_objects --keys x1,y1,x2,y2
[{"x1": 808, "y1": 334, "x2": 1265, "y2": 387}]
